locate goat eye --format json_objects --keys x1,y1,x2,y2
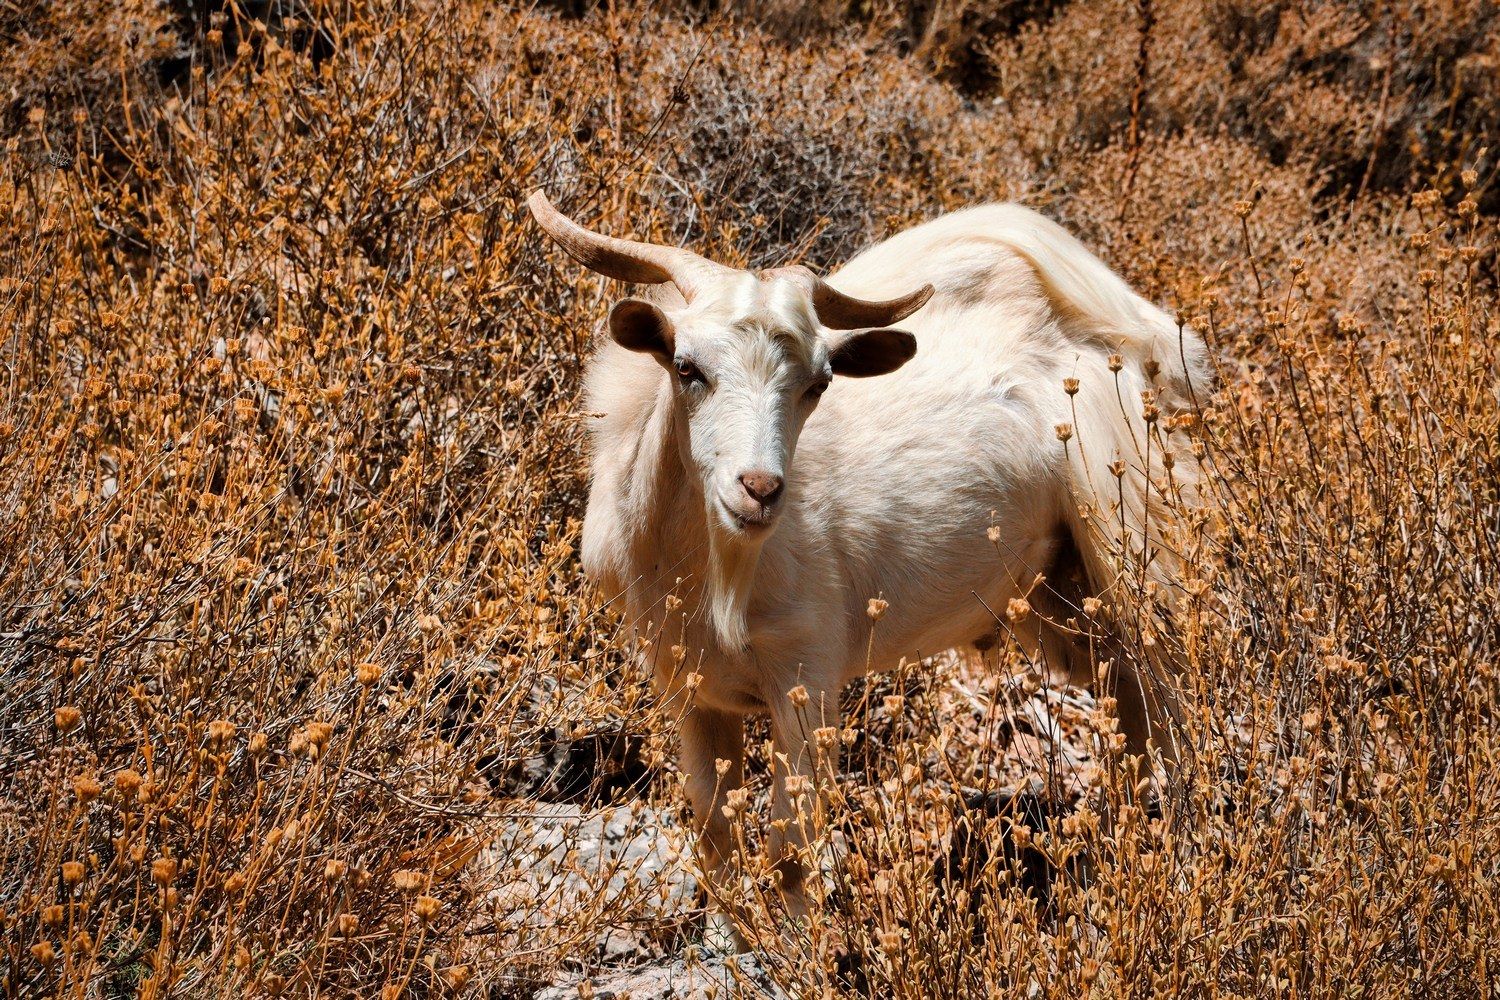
[
  {"x1": 675, "y1": 360, "x2": 703, "y2": 384},
  {"x1": 807, "y1": 378, "x2": 831, "y2": 398}
]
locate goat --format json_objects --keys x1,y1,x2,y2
[{"x1": 529, "y1": 191, "x2": 1208, "y2": 945}]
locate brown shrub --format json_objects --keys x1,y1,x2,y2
[{"x1": 0, "y1": 1, "x2": 1496, "y2": 997}]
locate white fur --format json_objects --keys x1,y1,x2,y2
[{"x1": 575, "y1": 204, "x2": 1209, "y2": 937}]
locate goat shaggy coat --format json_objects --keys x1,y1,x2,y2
[{"x1": 533, "y1": 194, "x2": 1208, "y2": 942}]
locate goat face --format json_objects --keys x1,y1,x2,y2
[
  {"x1": 662, "y1": 279, "x2": 819, "y2": 535},
  {"x1": 611, "y1": 275, "x2": 918, "y2": 537},
  {"x1": 527, "y1": 191, "x2": 931, "y2": 540}
]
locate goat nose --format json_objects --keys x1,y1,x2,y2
[{"x1": 739, "y1": 471, "x2": 784, "y2": 505}]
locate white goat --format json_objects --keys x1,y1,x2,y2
[{"x1": 530, "y1": 191, "x2": 1208, "y2": 939}]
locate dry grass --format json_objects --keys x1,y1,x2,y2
[{"x1": 1, "y1": 1, "x2": 1496, "y2": 997}]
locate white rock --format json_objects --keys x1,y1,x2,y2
[{"x1": 536, "y1": 952, "x2": 788, "y2": 1000}]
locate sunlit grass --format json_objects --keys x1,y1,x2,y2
[{"x1": 1, "y1": 1, "x2": 1495, "y2": 997}]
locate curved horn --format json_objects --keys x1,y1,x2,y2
[
  {"x1": 765, "y1": 265, "x2": 934, "y2": 330},
  {"x1": 527, "y1": 190, "x2": 720, "y2": 299}
]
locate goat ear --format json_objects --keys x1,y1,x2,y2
[
  {"x1": 608, "y1": 298, "x2": 674, "y2": 359},
  {"x1": 828, "y1": 328, "x2": 917, "y2": 378}
]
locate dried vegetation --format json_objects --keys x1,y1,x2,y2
[{"x1": 1, "y1": 0, "x2": 1496, "y2": 997}]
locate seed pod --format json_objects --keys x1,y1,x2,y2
[
  {"x1": 72, "y1": 775, "x2": 101, "y2": 804},
  {"x1": 151, "y1": 858, "x2": 177, "y2": 886}
]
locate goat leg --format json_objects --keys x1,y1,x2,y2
[
  {"x1": 767, "y1": 681, "x2": 839, "y2": 926},
  {"x1": 680, "y1": 704, "x2": 749, "y2": 950}
]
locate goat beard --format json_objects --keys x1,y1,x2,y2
[{"x1": 703, "y1": 510, "x2": 764, "y2": 651}]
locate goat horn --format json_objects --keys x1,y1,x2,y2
[
  {"x1": 765, "y1": 265, "x2": 934, "y2": 330},
  {"x1": 527, "y1": 190, "x2": 720, "y2": 299}
]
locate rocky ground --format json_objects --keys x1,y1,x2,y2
[{"x1": 485, "y1": 660, "x2": 1101, "y2": 996}]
